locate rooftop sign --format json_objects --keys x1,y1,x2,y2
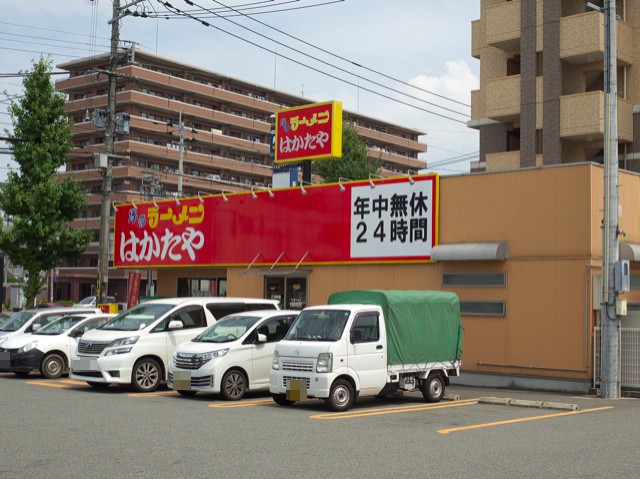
[{"x1": 274, "y1": 100, "x2": 342, "y2": 164}]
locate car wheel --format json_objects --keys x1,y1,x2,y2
[
  {"x1": 131, "y1": 358, "x2": 162, "y2": 392},
  {"x1": 14, "y1": 371, "x2": 30, "y2": 377},
  {"x1": 40, "y1": 353, "x2": 66, "y2": 379},
  {"x1": 421, "y1": 373, "x2": 445, "y2": 403},
  {"x1": 220, "y1": 369, "x2": 247, "y2": 401},
  {"x1": 325, "y1": 379, "x2": 355, "y2": 412},
  {"x1": 87, "y1": 381, "x2": 110, "y2": 389},
  {"x1": 177, "y1": 390, "x2": 198, "y2": 397},
  {"x1": 271, "y1": 393, "x2": 295, "y2": 406}
]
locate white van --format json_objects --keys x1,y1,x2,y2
[
  {"x1": 0, "y1": 313, "x2": 115, "y2": 378},
  {"x1": 70, "y1": 297, "x2": 279, "y2": 392},
  {"x1": 168, "y1": 310, "x2": 297, "y2": 400},
  {"x1": 0, "y1": 307, "x2": 102, "y2": 346}
]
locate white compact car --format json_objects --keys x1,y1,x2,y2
[
  {"x1": 70, "y1": 297, "x2": 280, "y2": 392},
  {"x1": 168, "y1": 310, "x2": 298, "y2": 400},
  {"x1": 0, "y1": 313, "x2": 115, "y2": 378},
  {"x1": 0, "y1": 307, "x2": 102, "y2": 346}
]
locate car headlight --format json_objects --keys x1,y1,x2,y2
[
  {"x1": 201, "y1": 349, "x2": 229, "y2": 361},
  {"x1": 107, "y1": 336, "x2": 139, "y2": 348},
  {"x1": 18, "y1": 342, "x2": 37, "y2": 354},
  {"x1": 104, "y1": 336, "x2": 139, "y2": 356},
  {"x1": 272, "y1": 350, "x2": 280, "y2": 370},
  {"x1": 0, "y1": 336, "x2": 8, "y2": 345},
  {"x1": 316, "y1": 352, "x2": 333, "y2": 373}
]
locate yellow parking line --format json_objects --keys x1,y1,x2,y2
[
  {"x1": 128, "y1": 391, "x2": 178, "y2": 398},
  {"x1": 61, "y1": 379, "x2": 86, "y2": 385},
  {"x1": 25, "y1": 381, "x2": 71, "y2": 389},
  {"x1": 437, "y1": 406, "x2": 614, "y2": 434},
  {"x1": 209, "y1": 399, "x2": 274, "y2": 408},
  {"x1": 310, "y1": 398, "x2": 481, "y2": 420}
]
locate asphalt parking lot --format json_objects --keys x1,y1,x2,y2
[{"x1": 1, "y1": 372, "x2": 639, "y2": 479}]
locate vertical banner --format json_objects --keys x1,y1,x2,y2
[{"x1": 127, "y1": 271, "x2": 142, "y2": 309}]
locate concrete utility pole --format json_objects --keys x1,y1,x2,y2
[
  {"x1": 601, "y1": 0, "x2": 620, "y2": 399},
  {"x1": 97, "y1": 0, "x2": 120, "y2": 305}
]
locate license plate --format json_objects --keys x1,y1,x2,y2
[
  {"x1": 173, "y1": 370, "x2": 192, "y2": 390},
  {"x1": 71, "y1": 358, "x2": 98, "y2": 370},
  {"x1": 286, "y1": 378, "x2": 307, "y2": 401}
]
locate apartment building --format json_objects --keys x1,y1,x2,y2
[
  {"x1": 53, "y1": 48, "x2": 427, "y2": 301},
  {"x1": 470, "y1": 0, "x2": 638, "y2": 172}
]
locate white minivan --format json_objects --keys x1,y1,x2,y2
[
  {"x1": 168, "y1": 310, "x2": 297, "y2": 400},
  {"x1": 0, "y1": 313, "x2": 114, "y2": 378},
  {"x1": 0, "y1": 307, "x2": 102, "y2": 346},
  {"x1": 70, "y1": 297, "x2": 279, "y2": 392}
]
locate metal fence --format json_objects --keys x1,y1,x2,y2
[{"x1": 594, "y1": 327, "x2": 640, "y2": 389}]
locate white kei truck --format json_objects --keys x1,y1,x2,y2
[{"x1": 269, "y1": 290, "x2": 463, "y2": 411}]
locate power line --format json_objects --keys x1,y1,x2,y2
[
  {"x1": 172, "y1": 0, "x2": 468, "y2": 119},
  {"x1": 203, "y1": 0, "x2": 470, "y2": 109},
  {"x1": 156, "y1": 1, "x2": 469, "y2": 124},
  {"x1": 150, "y1": 0, "x2": 345, "y2": 18}
]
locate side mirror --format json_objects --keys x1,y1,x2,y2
[
  {"x1": 256, "y1": 333, "x2": 267, "y2": 343},
  {"x1": 32, "y1": 324, "x2": 42, "y2": 332},
  {"x1": 69, "y1": 328, "x2": 84, "y2": 338},
  {"x1": 168, "y1": 320, "x2": 184, "y2": 330}
]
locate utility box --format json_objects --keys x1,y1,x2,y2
[
  {"x1": 616, "y1": 298, "x2": 628, "y2": 316},
  {"x1": 615, "y1": 260, "x2": 631, "y2": 292}
]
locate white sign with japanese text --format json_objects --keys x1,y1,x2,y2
[{"x1": 349, "y1": 181, "x2": 433, "y2": 258}]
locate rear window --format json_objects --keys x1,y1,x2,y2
[
  {"x1": 245, "y1": 302, "x2": 277, "y2": 311},
  {"x1": 206, "y1": 303, "x2": 247, "y2": 320}
]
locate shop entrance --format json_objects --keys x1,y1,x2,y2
[{"x1": 264, "y1": 275, "x2": 307, "y2": 310}]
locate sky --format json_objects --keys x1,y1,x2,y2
[{"x1": 0, "y1": 0, "x2": 480, "y2": 180}]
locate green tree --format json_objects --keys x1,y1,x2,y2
[
  {"x1": 313, "y1": 120, "x2": 381, "y2": 183},
  {"x1": 0, "y1": 57, "x2": 92, "y2": 307}
]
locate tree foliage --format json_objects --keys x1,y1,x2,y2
[
  {"x1": 313, "y1": 120, "x2": 381, "y2": 183},
  {"x1": 0, "y1": 57, "x2": 92, "y2": 307}
]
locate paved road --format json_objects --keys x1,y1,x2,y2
[{"x1": 1, "y1": 373, "x2": 638, "y2": 478}]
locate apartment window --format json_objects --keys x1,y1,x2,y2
[
  {"x1": 507, "y1": 129, "x2": 520, "y2": 152},
  {"x1": 442, "y1": 273, "x2": 506, "y2": 287},
  {"x1": 507, "y1": 54, "x2": 520, "y2": 76},
  {"x1": 460, "y1": 301, "x2": 506, "y2": 317}
]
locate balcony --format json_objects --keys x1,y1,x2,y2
[
  {"x1": 471, "y1": 20, "x2": 481, "y2": 59},
  {"x1": 560, "y1": 12, "x2": 633, "y2": 66},
  {"x1": 560, "y1": 92, "x2": 633, "y2": 142},
  {"x1": 485, "y1": 75, "x2": 520, "y2": 121},
  {"x1": 486, "y1": 0, "x2": 520, "y2": 51}
]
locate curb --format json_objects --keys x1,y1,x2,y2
[{"x1": 478, "y1": 397, "x2": 579, "y2": 411}]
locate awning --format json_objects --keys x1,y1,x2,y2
[
  {"x1": 619, "y1": 243, "x2": 640, "y2": 262},
  {"x1": 431, "y1": 241, "x2": 508, "y2": 261}
]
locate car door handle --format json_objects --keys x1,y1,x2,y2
[{"x1": 376, "y1": 345, "x2": 383, "y2": 350}]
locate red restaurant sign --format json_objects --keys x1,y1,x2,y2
[
  {"x1": 114, "y1": 174, "x2": 438, "y2": 268},
  {"x1": 274, "y1": 100, "x2": 342, "y2": 164}
]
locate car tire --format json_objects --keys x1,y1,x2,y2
[
  {"x1": 421, "y1": 372, "x2": 445, "y2": 403},
  {"x1": 87, "y1": 381, "x2": 110, "y2": 389},
  {"x1": 131, "y1": 358, "x2": 162, "y2": 392},
  {"x1": 325, "y1": 379, "x2": 355, "y2": 412},
  {"x1": 271, "y1": 393, "x2": 295, "y2": 406},
  {"x1": 40, "y1": 353, "x2": 66, "y2": 379},
  {"x1": 177, "y1": 390, "x2": 198, "y2": 397},
  {"x1": 220, "y1": 369, "x2": 247, "y2": 401}
]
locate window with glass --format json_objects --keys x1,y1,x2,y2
[{"x1": 264, "y1": 276, "x2": 307, "y2": 310}]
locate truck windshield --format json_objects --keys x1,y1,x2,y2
[
  {"x1": 285, "y1": 309, "x2": 349, "y2": 341},
  {"x1": 35, "y1": 316, "x2": 86, "y2": 335},
  {"x1": 0, "y1": 311, "x2": 36, "y2": 332},
  {"x1": 100, "y1": 304, "x2": 172, "y2": 331}
]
